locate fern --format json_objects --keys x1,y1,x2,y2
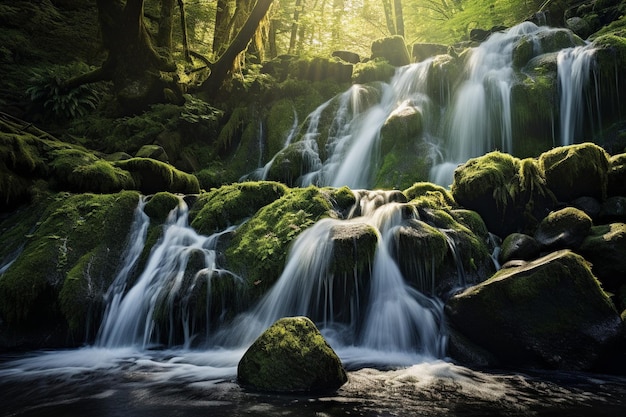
[{"x1": 26, "y1": 62, "x2": 101, "y2": 122}]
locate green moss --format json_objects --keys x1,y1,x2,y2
[
  {"x1": 0, "y1": 133, "x2": 46, "y2": 176},
  {"x1": 0, "y1": 191, "x2": 141, "y2": 335},
  {"x1": 451, "y1": 151, "x2": 520, "y2": 210},
  {"x1": 539, "y1": 142, "x2": 610, "y2": 202},
  {"x1": 404, "y1": 182, "x2": 457, "y2": 209},
  {"x1": 216, "y1": 107, "x2": 250, "y2": 153},
  {"x1": 266, "y1": 99, "x2": 298, "y2": 157},
  {"x1": 190, "y1": 181, "x2": 288, "y2": 235},
  {"x1": 237, "y1": 316, "x2": 346, "y2": 393},
  {"x1": 144, "y1": 192, "x2": 181, "y2": 222},
  {"x1": 352, "y1": 59, "x2": 395, "y2": 84},
  {"x1": 225, "y1": 186, "x2": 335, "y2": 294},
  {"x1": 115, "y1": 157, "x2": 200, "y2": 195}
]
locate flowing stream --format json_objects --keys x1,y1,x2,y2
[
  {"x1": 2, "y1": 194, "x2": 626, "y2": 416},
  {"x1": 0, "y1": 22, "x2": 622, "y2": 417}
]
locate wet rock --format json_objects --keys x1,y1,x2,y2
[
  {"x1": 608, "y1": 153, "x2": 626, "y2": 197},
  {"x1": 571, "y1": 196, "x2": 602, "y2": 221},
  {"x1": 539, "y1": 142, "x2": 610, "y2": 203},
  {"x1": 579, "y1": 223, "x2": 626, "y2": 293},
  {"x1": 237, "y1": 316, "x2": 347, "y2": 393},
  {"x1": 445, "y1": 250, "x2": 623, "y2": 371},
  {"x1": 566, "y1": 17, "x2": 593, "y2": 39},
  {"x1": 499, "y1": 233, "x2": 541, "y2": 264},
  {"x1": 599, "y1": 196, "x2": 626, "y2": 223},
  {"x1": 534, "y1": 207, "x2": 593, "y2": 250}
]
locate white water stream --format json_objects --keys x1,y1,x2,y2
[{"x1": 256, "y1": 23, "x2": 599, "y2": 189}]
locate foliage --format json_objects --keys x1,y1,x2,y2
[{"x1": 25, "y1": 62, "x2": 102, "y2": 122}]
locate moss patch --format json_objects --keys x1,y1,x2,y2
[
  {"x1": 237, "y1": 316, "x2": 347, "y2": 393},
  {"x1": 0, "y1": 191, "x2": 141, "y2": 340},
  {"x1": 190, "y1": 181, "x2": 288, "y2": 235},
  {"x1": 225, "y1": 186, "x2": 336, "y2": 295}
]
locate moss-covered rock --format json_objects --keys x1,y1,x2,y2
[
  {"x1": 450, "y1": 152, "x2": 521, "y2": 236},
  {"x1": 115, "y1": 157, "x2": 200, "y2": 195},
  {"x1": 265, "y1": 140, "x2": 321, "y2": 186},
  {"x1": 371, "y1": 36, "x2": 411, "y2": 67},
  {"x1": 415, "y1": 208, "x2": 495, "y2": 295},
  {"x1": 608, "y1": 153, "x2": 626, "y2": 197},
  {"x1": 512, "y1": 28, "x2": 585, "y2": 69},
  {"x1": 0, "y1": 191, "x2": 141, "y2": 348},
  {"x1": 189, "y1": 181, "x2": 288, "y2": 235},
  {"x1": 225, "y1": 186, "x2": 337, "y2": 296},
  {"x1": 49, "y1": 146, "x2": 135, "y2": 193},
  {"x1": 579, "y1": 223, "x2": 626, "y2": 294},
  {"x1": 135, "y1": 144, "x2": 168, "y2": 162},
  {"x1": 144, "y1": 192, "x2": 180, "y2": 222},
  {"x1": 329, "y1": 221, "x2": 378, "y2": 276},
  {"x1": 237, "y1": 316, "x2": 347, "y2": 393},
  {"x1": 534, "y1": 207, "x2": 593, "y2": 250},
  {"x1": 499, "y1": 233, "x2": 541, "y2": 264},
  {"x1": 374, "y1": 104, "x2": 432, "y2": 190},
  {"x1": 539, "y1": 142, "x2": 610, "y2": 202},
  {"x1": 352, "y1": 59, "x2": 396, "y2": 84},
  {"x1": 393, "y1": 218, "x2": 450, "y2": 295},
  {"x1": 445, "y1": 250, "x2": 622, "y2": 371},
  {"x1": 404, "y1": 182, "x2": 457, "y2": 210}
]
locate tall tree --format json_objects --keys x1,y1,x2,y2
[
  {"x1": 65, "y1": 0, "x2": 179, "y2": 113},
  {"x1": 201, "y1": 0, "x2": 274, "y2": 93},
  {"x1": 381, "y1": 0, "x2": 404, "y2": 36}
]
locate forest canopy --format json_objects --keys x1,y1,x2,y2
[{"x1": 165, "y1": 0, "x2": 547, "y2": 61}]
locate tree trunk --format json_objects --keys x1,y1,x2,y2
[
  {"x1": 178, "y1": 0, "x2": 191, "y2": 62},
  {"x1": 393, "y1": 0, "x2": 404, "y2": 38},
  {"x1": 289, "y1": 0, "x2": 303, "y2": 54},
  {"x1": 201, "y1": 0, "x2": 274, "y2": 93},
  {"x1": 213, "y1": 0, "x2": 233, "y2": 55},
  {"x1": 157, "y1": 0, "x2": 176, "y2": 52},
  {"x1": 66, "y1": 0, "x2": 180, "y2": 113},
  {"x1": 381, "y1": 0, "x2": 396, "y2": 35}
]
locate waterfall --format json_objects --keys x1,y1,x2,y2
[
  {"x1": 558, "y1": 44, "x2": 597, "y2": 146},
  {"x1": 96, "y1": 197, "x2": 241, "y2": 349},
  {"x1": 215, "y1": 190, "x2": 446, "y2": 366},
  {"x1": 251, "y1": 23, "x2": 600, "y2": 189}
]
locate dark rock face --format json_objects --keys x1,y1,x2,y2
[
  {"x1": 499, "y1": 233, "x2": 541, "y2": 264},
  {"x1": 237, "y1": 316, "x2": 347, "y2": 393},
  {"x1": 534, "y1": 207, "x2": 593, "y2": 250},
  {"x1": 579, "y1": 223, "x2": 626, "y2": 293},
  {"x1": 445, "y1": 250, "x2": 623, "y2": 371}
]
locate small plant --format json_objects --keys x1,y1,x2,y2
[{"x1": 26, "y1": 62, "x2": 101, "y2": 121}]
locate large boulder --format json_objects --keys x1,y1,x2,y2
[
  {"x1": 371, "y1": 35, "x2": 411, "y2": 67},
  {"x1": 237, "y1": 316, "x2": 347, "y2": 393},
  {"x1": 579, "y1": 223, "x2": 626, "y2": 294},
  {"x1": 451, "y1": 153, "x2": 555, "y2": 237},
  {"x1": 445, "y1": 250, "x2": 623, "y2": 371},
  {"x1": 608, "y1": 153, "x2": 626, "y2": 197},
  {"x1": 539, "y1": 142, "x2": 610, "y2": 203}
]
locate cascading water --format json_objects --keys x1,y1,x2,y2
[
  {"x1": 253, "y1": 22, "x2": 600, "y2": 189},
  {"x1": 257, "y1": 62, "x2": 436, "y2": 189},
  {"x1": 210, "y1": 189, "x2": 447, "y2": 367},
  {"x1": 558, "y1": 44, "x2": 598, "y2": 146},
  {"x1": 96, "y1": 197, "x2": 242, "y2": 349}
]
